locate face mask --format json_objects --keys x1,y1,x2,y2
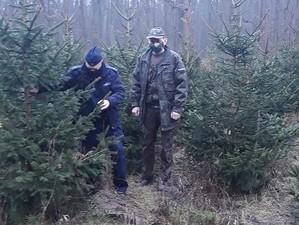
[{"x1": 149, "y1": 42, "x2": 164, "y2": 53}]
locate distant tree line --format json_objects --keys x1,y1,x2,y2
[{"x1": 0, "y1": 0, "x2": 298, "y2": 54}]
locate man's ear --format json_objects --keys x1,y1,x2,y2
[{"x1": 162, "y1": 37, "x2": 168, "y2": 45}]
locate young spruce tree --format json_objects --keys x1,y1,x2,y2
[
  {"x1": 183, "y1": 1, "x2": 298, "y2": 192},
  {"x1": 0, "y1": 3, "x2": 108, "y2": 224}
]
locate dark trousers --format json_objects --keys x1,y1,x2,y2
[
  {"x1": 142, "y1": 106, "x2": 177, "y2": 182},
  {"x1": 82, "y1": 117, "x2": 128, "y2": 192}
]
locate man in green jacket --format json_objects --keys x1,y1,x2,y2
[{"x1": 130, "y1": 27, "x2": 188, "y2": 190}]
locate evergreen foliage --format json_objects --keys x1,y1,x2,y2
[
  {"x1": 270, "y1": 47, "x2": 299, "y2": 112},
  {"x1": 279, "y1": 48, "x2": 299, "y2": 219},
  {"x1": 0, "y1": 3, "x2": 109, "y2": 224},
  {"x1": 182, "y1": 5, "x2": 299, "y2": 192}
]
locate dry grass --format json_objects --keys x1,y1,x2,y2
[
  {"x1": 55, "y1": 114, "x2": 299, "y2": 225},
  {"x1": 59, "y1": 144, "x2": 296, "y2": 225}
]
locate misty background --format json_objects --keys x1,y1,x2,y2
[{"x1": 1, "y1": 0, "x2": 298, "y2": 55}]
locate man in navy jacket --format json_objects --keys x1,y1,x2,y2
[
  {"x1": 34, "y1": 46, "x2": 128, "y2": 195},
  {"x1": 70, "y1": 46, "x2": 128, "y2": 195}
]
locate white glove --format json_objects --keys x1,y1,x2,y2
[
  {"x1": 132, "y1": 107, "x2": 140, "y2": 117},
  {"x1": 98, "y1": 99, "x2": 110, "y2": 110},
  {"x1": 171, "y1": 111, "x2": 181, "y2": 120}
]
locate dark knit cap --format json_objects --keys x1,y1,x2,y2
[{"x1": 85, "y1": 46, "x2": 103, "y2": 66}]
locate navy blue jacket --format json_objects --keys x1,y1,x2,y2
[{"x1": 63, "y1": 63, "x2": 125, "y2": 137}]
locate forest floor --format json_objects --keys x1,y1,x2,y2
[
  {"x1": 59, "y1": 116, "x2": 299, "y2": 225},
  {"x1": 62, "y1": 145, "x2": 297, "y2": 225}
]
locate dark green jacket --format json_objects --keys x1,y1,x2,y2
[{"x1": 130, "y1": 47, "x2": 188, "y2": 131}]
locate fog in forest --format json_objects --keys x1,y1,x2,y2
[{"x1": 1, "y1": 0, "x2": 298, "y2": 54}]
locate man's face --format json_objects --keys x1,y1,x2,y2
[
  {"x1": 85, "y1": 60, "x2": 103, "y2": 71},
  {"x1": 149, "y1": 38, "x2": 160, "y2": 43},
  {"x1": 148, "y1": 37, "x2": 167, "y2": 45},
  {"x1": 148, "y1": 38, "x2": 162, "y2": 44}
]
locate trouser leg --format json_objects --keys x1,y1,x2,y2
[
  {"x1": 141, "y1": 107, "x2": 160, "y2": 181},
  {"x1": 81, "y1": 129, "x2": 97, "y2": 153},
  {"x1": 110, "y1": 138, "x2": 128, "y2": 192},
  {"x1": 82, "y1": 117, "x2": 128, "y2": 192},
  {"x1": 81, "y1": 116, "x2": 105, "y2": 153},
  {"x1": 160, "y1": 128, "x2": 177, "y2": 182}
]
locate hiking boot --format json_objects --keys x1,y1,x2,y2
[
  {"x1": 157, "y1": 180, "x2": 168, "y2": 191},
  {"x1": 116, "y1": 190, "x2": 126, "y2": 196},
  {"x1": 114, "y1": 185, "x2": 127, "y2": 196},
  {"x1": 137, "y1": 179, "x2": 152, "y2": 187}
]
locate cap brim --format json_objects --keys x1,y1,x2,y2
[{"x1": 147, "y1": 35, "x2": 164, "y2": 39}]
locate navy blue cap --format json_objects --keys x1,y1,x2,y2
[{"x1": 85, "y1": 46, "x2": 103, "y2": 66}]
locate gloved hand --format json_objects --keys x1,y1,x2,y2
[
  {"x1": 171, "y1": 111, "x2": 181, "y2": 120},
  {"x1": 98, "y1": 99, "x2": 110, "y2": 110},
  {"x1": 132, "y1": 107, "x2": 140, "y2": 117}
]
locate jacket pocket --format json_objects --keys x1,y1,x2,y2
[
  {"x1": 163, "y1": 76, "x2": 176, "y2": 100},
  {"x1": 161, "y1": 65, "x2": 175, "y2": 89}
]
